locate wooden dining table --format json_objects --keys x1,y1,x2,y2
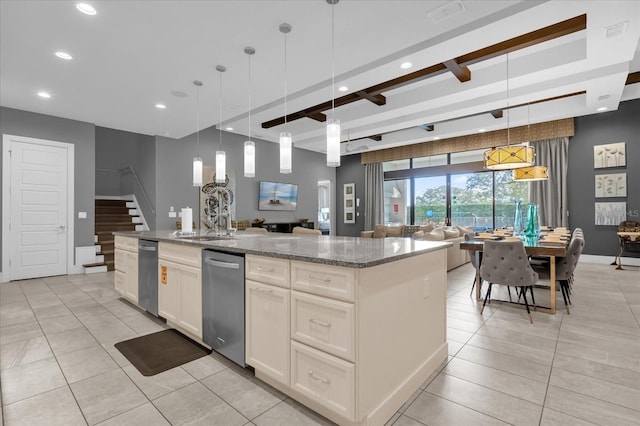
[{"x1": 460, "y1": 236, "x2": 568, "y2": 314}]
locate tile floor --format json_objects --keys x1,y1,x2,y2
[{"x1": 1, "y1": 261, "x2": 639, "y2": 426}]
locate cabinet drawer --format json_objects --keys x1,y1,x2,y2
[
  {"x1": 291, "y1": 291, "x2": 354, "y2": 361},
  {"x1": 291, "y1": 341, "x2": 355, "y2": 420},
  {"x1": 246, "y1": 255, "x2": 290, "y2": 288},
  {"x1": 159, "y1": 242, "x2": 201, "y2": 268},
  {"x1": 114, "y1": 236, "x2": 138, "y2": 252},
  {"x1": 291, "y1": 261, "x2": 355, "y2": 302}
]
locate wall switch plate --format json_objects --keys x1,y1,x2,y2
[
  {"x1": 78, "y1": 211, "x2": 87, "y2": 219},
  {"x1": 169, "y1": 212, "x2": 177, "y2": 218}
]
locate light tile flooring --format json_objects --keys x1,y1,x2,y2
[{"x1": 1, "y1": 262, "x2": 639, "y2": 426}]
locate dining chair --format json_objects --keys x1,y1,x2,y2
[
  {"x1": 480, "y1": 240, "x2": 539, "y2": 323},
  {"x1": 554, "y1": 235, "x2": 585, "y2": 314},
  {"x1": 292, "y1": 226, "x2": 322, "y2": 235},
  {"x1": 464, "y1": 233, "x2": 483, "y2": 297}
]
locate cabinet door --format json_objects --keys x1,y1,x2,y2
[
  {"x1": 124, "y1": 252, "x2": 139, "y2": 303},
  {"x1": 158, "y1": 260, "x2": 180, "y2": 323},
  {"x1": 114, "y1": 269, "x2": 126, "y2": 296},
  {"x1": 246, "y1": 280, "x2": 290, "y2": 386},
  {"x1": 179, "y1": 263, "x2": 202, "y2": 339}
]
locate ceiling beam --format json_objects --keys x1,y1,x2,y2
[
  {"x1": 443, "y1": 59, "x2": 471, "y2": 83},
  {"x1": 491, "y1": 110, "x2": 503, "y2": 119},
  {"x1": 262, "y1": 14, "x2": 587, "y2": 130},
  {"x1": 626, "y1": 71, "x2": 640, "y2": 85},
  {"x1": 369, "y1": 135, "x2": 382, "y2": 142},
  {"x1": 355, "y1": 90, "x2": 387, "y2": 106}
]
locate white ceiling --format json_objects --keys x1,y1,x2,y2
[{"x1": 1, "y1": 0, "x2": 639, "y2": 157}]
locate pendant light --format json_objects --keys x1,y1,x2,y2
[
  {"x1": 244, "y1": 47, "x2": 256, "y2": 178},
  {"x1": 513, "y1": 102, "x2": 549, "y2": 181},
  {"x1": 484, "y1": 53, "x2": 534, "y2": 170},
  {"x1": 279, "y1": 23, "x2": 292, "y2": 174},
  {"x1": 326, "y1": 0, "x2": 340, "y2": 167},
  {"x1": 216, "y1": 65, "x2": 226, "y2": 184},
  {"x1": 192, "y1": 80, "x2": 203, "y2": 187}
]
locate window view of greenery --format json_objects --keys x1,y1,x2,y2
[{"x1": 384, "y1": 164, "x2": 529, "y2": 229}]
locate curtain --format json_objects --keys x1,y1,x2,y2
[
  {"x1": 364, "y1": 162, "x2": 384, "y2": 231},
  {"x1": 530, "y1": 137, "x2": 569, "y2": 227}
]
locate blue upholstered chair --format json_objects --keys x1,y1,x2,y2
[{"x1": 480, "y1": 240, "x2": 539, "y2": 323}]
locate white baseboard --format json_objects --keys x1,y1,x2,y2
[{"x1": 581, "y1": 254, "x2": 640, "y2": 266}]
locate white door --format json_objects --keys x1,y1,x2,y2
[{"x1": 9, "y1": 139, "x2": 69, "y2": 280}]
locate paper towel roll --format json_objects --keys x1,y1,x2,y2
[{"x1": 181, "y1": 207, "x2": 192, "y2": 233}]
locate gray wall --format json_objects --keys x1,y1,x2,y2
[
  {"x1": 568, "y1": 99, "x2": 640, "y2": 257},
  {"x1": 154, "y1": 126, "x2": 335, "y2": 231},
  {"x1": 0, "y1": 107, "x2": 96, "y2": 271},
  {"x1": 95, "y1": 126, "x2": 156, "y2": 229},
  {"x1": 336, "y1": 154, "x2": 366, "y2": 237}
]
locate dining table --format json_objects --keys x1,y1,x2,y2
[{"x1": 460, "y1": 234, "x2": 569, "y2": 314}]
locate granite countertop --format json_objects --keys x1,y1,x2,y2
[{"x1": 114, "y1": 230, "x2": 451, "y2": 268}]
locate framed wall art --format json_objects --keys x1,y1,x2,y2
[
  {"x1": 594, "y1": 142, "x2": 626, "y2": 168},
  {"x1": 595, "y1": 201, "x2": 626, "y2": 226},
  {"x1": 595, "y1": 173, "x2": 627, "y2": 198},
  {"x1": 343, "y1": 183, "x2": 355, "y2": 224}
]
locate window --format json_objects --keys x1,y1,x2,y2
[{"x1": 383, "y1": 153, "x2": 530, "y2": 229}]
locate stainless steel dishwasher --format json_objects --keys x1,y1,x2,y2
[
  {"x1": 137, "y1": 239, "x2": 158, "y2": 316},
  {"x1": 202, "y1": 250, "x2": 245, "y2": 366}
]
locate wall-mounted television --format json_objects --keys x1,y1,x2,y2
[{"x1": 258, "y1": 181, "x2": 298, "y2": 211}]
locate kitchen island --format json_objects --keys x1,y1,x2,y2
[{"x1": 113, "y1": 230, "x2": 450, "y2": 426}]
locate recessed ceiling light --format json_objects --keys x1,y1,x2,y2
[
  {"x1": 338, "y1": 86, "x2": 348, "y2": 92},
  {"x1": 76, "y1": 3, "x2": 96, "y2": 15},
  {"x1": 597, "y1": 106, "x2": 608, "y2": 112},
  {"x1": 155, "y1": 104, "x2": 166, "y2": 109},
  {"x1": 55, "y1": 51, "x2": 73, "y2": 60},
  {"x1": 37, "y1": 91, "x2": 51, "y2": 98},
  {"x1": 225, "y1": 127, "x2": 233, "y2": 131},
  {"x1": 477, "y1": 128, "x2": 486, "y2": 133},
  {"x1": 400, "y1": 62, "x2": 412, "y2": 69}
]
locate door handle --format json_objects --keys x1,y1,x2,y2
[{"x1": 139, "y1": 246, "x2": 157, "y2": 252}]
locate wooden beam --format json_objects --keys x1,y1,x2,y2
[
  {"x1": 262, "y1": 14, "x2": 587, "y2": 129},
  {"x1": 301, "y1": 112, "x2": 326, "y2": 122},
  {"x1": 369, "y1": 135, "x2": 382, "y2": 142},
  {"x1": 491, "y1": 110, "x2": 503, "y2": 119},
  {"x1": 420, "y1": 124, "x2": 435, "y2": 131},
  {"x1": 355, "y1": 90, "x2": 387, "y2": 106},
  {"x1": 443, "y1": 59, "x2": 471, "y2": 82},
  {"x1": 626, "y1": 71, "x2": 640, "y2": 85}
]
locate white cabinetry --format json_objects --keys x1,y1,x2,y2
[
  {"x1": 245, "y1": 255, "x2": 290, "y2": 387},
  {"x1": 114, "y1": 236, "x2": 138, "y2": 304},
  {"x1": 248, "y1": 251, "x2": 448, "y2": 426},
  {"x1": 158, "y1": 243, "x2": 202, "y2": 339}
]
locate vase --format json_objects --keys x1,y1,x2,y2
[
  {"x1": 513, "y1": 200, "x2": 524, "y2": 236},
  {"x1": 525, "y1": 203, "x2": 540, "y2": 238}
]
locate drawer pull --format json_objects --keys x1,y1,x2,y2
[
  {"x1": 308, "y1": 274, "x2": 331, "y2": 284},
  {"x1": 217, "y1": 337, "x2": 225, "y2": 344},
  {"x1": 308, "y1": 370, "x2": 330, "y2": 384},
  {"x1": 256, "y1": 287, "x2": 273, "y2": 294},
  {"x1": 257, "y1": 266, "x2": 274, "y2": 272},
  {"x1": 309, "y1": 318, "x2": 331, "y2": 327}
]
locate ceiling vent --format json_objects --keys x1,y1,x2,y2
[
  {"x1": 605, "y1": 21, "x2": 628, "y2": 38},
  {"x1": 427, "y1": 1, "x2": 467, "y2": 24}
]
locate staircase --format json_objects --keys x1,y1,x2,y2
[{"x1": 84, "y1": 199, "x2": 139, "y2": 272}]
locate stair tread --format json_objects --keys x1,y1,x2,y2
[{"x1": 83, "y1": 262, "x2": 107, "y2": 267}]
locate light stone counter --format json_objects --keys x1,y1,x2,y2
[{"x1": 113, "y1": 230, "x2": 451, "y2": 268}]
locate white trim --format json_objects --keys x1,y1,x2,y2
[
  {"x1": 2, "y1": 134, "x2": 75, "y2": 282},
  {"x1": 581, "y1": 254, "x2": 640, "y2": 267}
]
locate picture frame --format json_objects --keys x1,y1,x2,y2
[
  {"x1": 344, "y1": 183, "x2": 355, "y2": 197},
  {"x1": 595, "y1": 201, "x2": 627, "y2": 226},
  {"x1": 594, "y1": 142, "x2": 626, "y2": 169},
  {"x1": 344, "y1": 210, "x2": 355, "y2": 224},
  {"x1": 595, "y1": 173, "x2": 627, "y2": 198}
]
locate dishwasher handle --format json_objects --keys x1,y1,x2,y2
[
  {"x1": 204, "y1": 258, "x2": 240, "y2": 269},
  {"x1": 138, "y1": 245, "x2": 157, "y2": 252}
]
